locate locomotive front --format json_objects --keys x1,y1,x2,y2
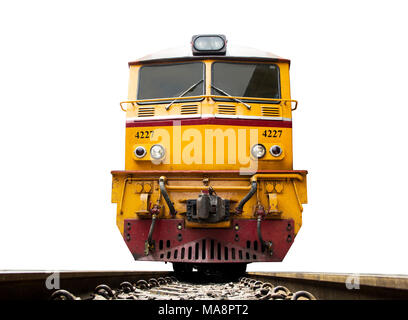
[{"x1": 111, "y1": 35, "x2": 308, "y2": 274}]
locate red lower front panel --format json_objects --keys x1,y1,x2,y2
[{"x1": 123, "y1": 219, "x2": 294, "y2": 263}]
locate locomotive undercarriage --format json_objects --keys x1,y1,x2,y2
[{"x1": 112, "y1": 170, "x2": 307, "y2": 271}]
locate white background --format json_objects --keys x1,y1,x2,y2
[{"x1": 0, "y1": 0, "x2": 407, "y2": 274}]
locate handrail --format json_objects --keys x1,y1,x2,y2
[
  {"x1": 120, "y1": 95, "x2": 298, "y2": 112},
  {"x1": 251, "y1": 173, "x2": 304, "y2": 182},
  {"x1": 165, "y1": 185, "x2": 252, "y2": 191}
]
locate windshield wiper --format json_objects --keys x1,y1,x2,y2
[
  {"x1": 211, "y1": 84, "x2": 251, "y2": 110},
  {"x1": 165, "y1": 79, "x2": 204, "y2": 110}
]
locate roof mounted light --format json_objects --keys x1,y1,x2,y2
[{"x1": 192, "y1": 34, "x2": 227, "y2": 56}]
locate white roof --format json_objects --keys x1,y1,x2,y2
[{"x1": 129, "y1": 44, "x2": 289, "y2": 65}]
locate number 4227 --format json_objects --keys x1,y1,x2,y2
[{"x1": 262, "y1": 129, "x2": 282, "y2": 138}]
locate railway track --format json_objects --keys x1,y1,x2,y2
[
  {"x1": 1, "y1": 271, "x2": 407, "y2": 300},
  {"x1": 51, "y1": 276, "x2": 315, "y2": 301}
]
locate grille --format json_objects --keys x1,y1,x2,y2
[
  {"x1": 137, "y1": 106, "x2": 155, "y2": 117},
  {"x1": 157, "y1": 238, "x2": 263, "y2": 262},
  {"x1": 261, "y1": 106, "x2": 281, "y2": 117},
  {"x1": 180, "y1": 104, "x2": 199, "y2": 115},
  {"x1": 217, "y1": 105, "x2": 236, "y2": 115}
]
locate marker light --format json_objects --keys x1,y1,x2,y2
[
  {"x1": 192, "y1": 34, "x2": 227, "y2": 55},
  {"x1": 150, "y1": 144, "x2": 165, "y2": 160},
  {"x1": 251, "y1": 144, "x2": 266, "y2": 159},
  {"x1": 134, "y1": 146, "x2": 147, "y2": 158},
  {"x1": 270, "y1": 145, "x2": 282, "y2": 157}
]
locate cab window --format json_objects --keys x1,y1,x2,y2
[
  {"x1": 211, "y1": 62, "x2": 280, "y2": 103},
  {"x1": 138, "y1": 62, "x2": 205, "y2": 103}
]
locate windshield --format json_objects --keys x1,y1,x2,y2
[
  {"x1": 138, "y1": 62, "x2": 205, "y2": 103},
  {"x1": 211, "y1": 62, "x2": 280, "y2": 102}
]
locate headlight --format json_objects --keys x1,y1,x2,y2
[
  {"x1": 194, "y1": 36, "x2": 224, "y2": 51},
  {"x1": 251, "y1": 144, "x2": 266, "y2": 159},
  {"x1": 270, "y1": 145, "x2": 282, "y2": 157},
  {"x1": 150, "y1": 144, "x2": 165, "y2": 160},
  {"x1": 134, "y1": 146, "x2": 146, "y2": 158},
  {"x1": 191, "y1": 34, "x2": 227, "y2": 55}
]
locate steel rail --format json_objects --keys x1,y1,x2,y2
[{"x1": 247, "y1": 272, "x2": 408, "y2": 300}]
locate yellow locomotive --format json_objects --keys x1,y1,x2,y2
[{"x1": 111, "y1": 35, "x2": 307, "y2": 274}]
